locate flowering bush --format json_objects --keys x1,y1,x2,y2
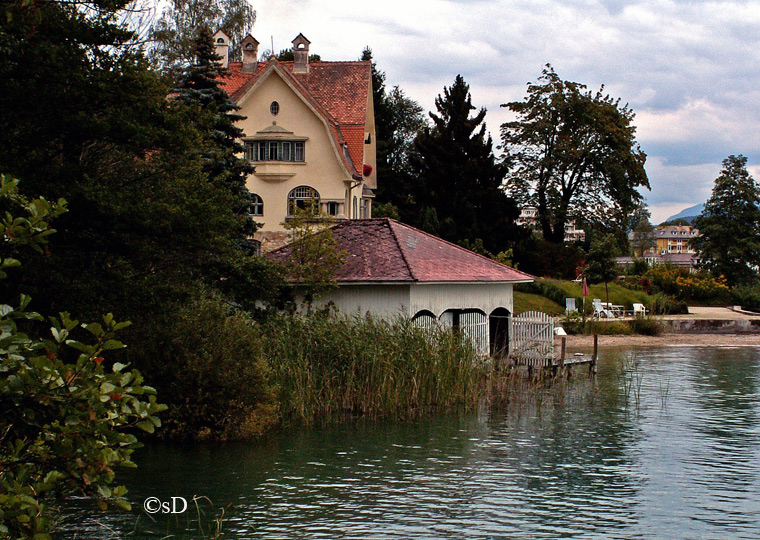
[{"x1": 643, "y1": 265, "x2": 729, "y2": 302}]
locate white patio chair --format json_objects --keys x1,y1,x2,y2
[
  {"x1": 592, "y1": 299, "x2": 608, "y2": 318},
  {"x1": 633, "y1": 303, "x2": 648, "y2": 316},
  {"x1": 565, "y1": 298, "x2": 577, "y2": 315}
]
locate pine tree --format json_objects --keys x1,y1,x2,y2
[
  {"x1": 173, "y1": 26, "x2": 257, "y2": 246},
  {"x1": 692, "y1": 155, "x2": 760, "y2": 286},
  {"x1": 412, "y1": 75, "x2": 520, "y2": 253}
]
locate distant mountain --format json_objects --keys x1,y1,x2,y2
[{"x1": 662, "y1": 203, "x2": 704, "y2": 225}]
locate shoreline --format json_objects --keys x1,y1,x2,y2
[{"x1": 564, "y1": 333, "x2": 760, "y2": 348}]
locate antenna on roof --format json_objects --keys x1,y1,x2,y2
[{"x1": 271, "y1": 36, "x2": 274, "y2": 58}]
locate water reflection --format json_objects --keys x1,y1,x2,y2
[{"x1": 59, "y1": 346, "x2": 760, "y2": 539}]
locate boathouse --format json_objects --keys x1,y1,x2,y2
[{"x1": 269, "y1": 218, "x2": 534, "y2": 356}]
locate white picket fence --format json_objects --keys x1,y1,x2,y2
[{"x1": 509, "y1": 311, "x2": 555, "y2": 362}]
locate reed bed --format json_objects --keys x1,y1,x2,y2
[{"x1": 260, "y1": 314, "x2": 484, "y2": 423}]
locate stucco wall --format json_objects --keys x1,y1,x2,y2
[{"x1": 237, "y1": 72, "x2": 353, "y2": 231}]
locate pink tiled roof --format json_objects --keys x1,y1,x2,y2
[
  {"x1": 268, "y1": 219, "x2": 534, "y2": 284},
  {"x1": 221, "y1": 59, "x2": 370, "y2": 176}
]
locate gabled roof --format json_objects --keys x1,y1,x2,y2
[
  {"x1": 268, "y1": 219, "x2": 534, "y2": 284},
  {"x1": 221, "y1": 59, "x2": 371, "y2": 177}
]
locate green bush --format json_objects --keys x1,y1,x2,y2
[
  {"x1": 0, "y1": 175, "x2": 165, "y2": 537},
  {"x1": 629, "y1": 316, "x2": 663, "y2": 336},
  {"x1": 648, "y1": 293, "x2": 689, "y2": 315},
  {"x1": 732, "y1": 283, "x2": 760, "y2": 311},
  {"x1": 133, "y1": 293, "x2": 277, "y2": 441}
]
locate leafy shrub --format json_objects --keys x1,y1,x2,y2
[
  {"x1": 644, "y1": 265, "x2": 729, "y2": 303},
  {"x1": 0, "y1": 175, "x2": 165, "y2": 537},
  {"x1": 629, "y1": 316, "x2": 663, "y2": 336},
  {"x1": 731, "y1": 283, "x2": 760, "y2": 312},
  {"x1": 648, "y1": 293, "x2": 688, "y2": 315},
  {"x1": 134, "y1": 293, "x2": 277, "y2": 441}
]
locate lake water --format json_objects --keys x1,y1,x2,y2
[{"x1": 60, "y1": 346, "x2": 760, "y2": 539}]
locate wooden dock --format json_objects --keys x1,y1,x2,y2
[{"x1": 505, "y1": 335, "x2": 599, "y2": 378}]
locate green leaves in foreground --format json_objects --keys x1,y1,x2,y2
[
  {"x1": 0, "y1": 175, "x2": 166, "y2": 537},
  {"x1": 0, "y1": 307, "x2": 167, "y2": 537}
]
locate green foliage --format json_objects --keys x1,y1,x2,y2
[
  {"x1": 501, "y1": 65, "x2": 649, "y2": 244},
  {"x1": 280, "y1": 208, "x2": 346, "y2": 301},
  {"x1": 513, "y1": 238, "x2": 585, "y2": 279},
  {"x1": 692, "y1": 155, "x2": 760, "y2": 286},
  {"x1": 643, "y1": 265, "x2": 730, "y2": 303},
  {"x1": 135, "y1": 293, "x2": 277, "y2": 441},
  {"x1": 648, "y1": 293, "x2": 689, "y2": 315},
  {"x1": 731, "y1": 283, "x2": 760, "y2": 312},
  {"x1": 629, "y1": 316, "x2": 663, "y2": 336},
  {"x1": 261, "y1": 314, "x2": 482, "y2": 423},
  {"x1": 630, "y1": 220, "x2": 656, "y2": 257},
  {"x1": 0, "y1": 175, "x2": 166, "y2": 537},
  {"x1": 584, "y1": 234, "x2": 620, "y2": 304},
  {"x1": 513, "y1": 291, "x2": 564, "y2": 316},
  {"x1": 372, "y1": 201, "x2": 400, "y2": 220},
  {"x1": 411, "y1": 75, "x2": 523, "y2": 254},
  {"x1": 148, "y1": 0, "x2": 256, "y2": 77}
]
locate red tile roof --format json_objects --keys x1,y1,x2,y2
[
  {"x1": 221, "y1": 59, "x2": 370, "y2": 176},
  {"x1": 268, "y1": 219, "x2": 534, "y2": 284}
]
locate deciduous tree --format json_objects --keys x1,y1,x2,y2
[
  {"x1": 501, "y1": 65, "x2": 649, "y2": 244},
  {"x1": 148, "y1": 0, "x2": 255, "y2": 78},
  {"x1": 692, "y1": 155, "x2": 760, "y2": 286}
]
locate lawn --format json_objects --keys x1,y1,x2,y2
[{"x1": 513, "y1": 291, "x2": 564, "y2": 315}]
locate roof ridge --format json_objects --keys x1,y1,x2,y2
[
  {"x1": 384, "y1": 218, "x2": 418, "y2": 281},
  {"x1": 387, "y1": 218, "x2": 534, "y2": 281}
]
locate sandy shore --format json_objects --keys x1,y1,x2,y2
[{"x1": 564, "y1": 333, "x2": 760, "y2": 349}]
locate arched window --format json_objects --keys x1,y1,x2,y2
[
  {"x1": 249, "y1": 194, "x2": 263, "y2": 216},
  {"x1": 270, "y1": 101, "x2": 279, "y2": 116},
  {"x1": 288, "y1": 186, "x2": 320, "y2": 216}
]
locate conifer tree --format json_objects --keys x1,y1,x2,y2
[
  {"x1": 692, "y1": 155, "x2": 760, "y2": 286},
  {"x1": 412, "y1": 75, "x2": 520, "y2": 253},
  {"x1": 173, "y1": 26, "x2": 257, "y2": 247}
]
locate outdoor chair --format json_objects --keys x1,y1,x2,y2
[
  {"x1": 565, "y1": 298, "x2": 577, "y2": 315},
  {"x1": 633, "y1": 303, "x2": 648, "y2": 316},
  {"x1": 593, "y1": 299, "x2": 614, "y2": 318}
]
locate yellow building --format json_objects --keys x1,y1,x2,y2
[
  {"x1": 649, "y1": 225, "x2": 699, "y2": 255},
  {"x1": 215, "y1": 31, "x2": 376, "y2": 251}
]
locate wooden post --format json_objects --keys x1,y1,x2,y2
[
  {"x1": 560, "y1": 337, "x2": 566, "y2": 378},
  {"x1": 590, "y1": 334, "x2": 598, "y2": 376}
]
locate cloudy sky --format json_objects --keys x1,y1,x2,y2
[{"x1": 250, "y1": 0, "x2": 760, "y2": 223}]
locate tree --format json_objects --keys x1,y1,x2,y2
[
  {"x1": 501, "y1": 65, "x2": 650, "y2": 244},
  {"x1": 585, "y1": 234, "x2": 620, "y2": 306},
  {"x1": 148, "y1": 0, "x2": 256, "y2": 78},
  {"x1": 412, "y1": 75, "x2": 521, "y2": 253},
  {"x1": 173, "y1": 25, "x2": 257, "y2": 248},
  {"x1": 692, "y1": 155, "x2": 760, "y2": 286},
  {"x1": 0, "y1": 175, "x2": 166, "y2": 537},
  {"x1": 361, "y1": 48, "x2": 426, "y2": 224},
  {"x1": 631, "y1": 220, "x2": 656, "y2": 257}
]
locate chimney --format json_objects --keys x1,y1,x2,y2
[
  {"x1": 241, "y1": 34, "x2": 259, "y2": 73},
  {"x1": 291, "y1": 33, "x2": 311, "y2": 74},
  {"x1": 213, "y1": 29, "x2": 230, "y2": 69}
]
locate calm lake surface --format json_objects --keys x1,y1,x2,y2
[{"x1": 61, "y1": 346, "x2": 760, "y2": 539}]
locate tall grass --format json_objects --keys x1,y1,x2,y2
[{"x1": 260, "y1": 314, "x2": 484, "y2": 423}]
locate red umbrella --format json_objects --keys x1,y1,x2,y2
[{"x1": 582, "y1": 277, "x2": 589, "y2": 297}]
